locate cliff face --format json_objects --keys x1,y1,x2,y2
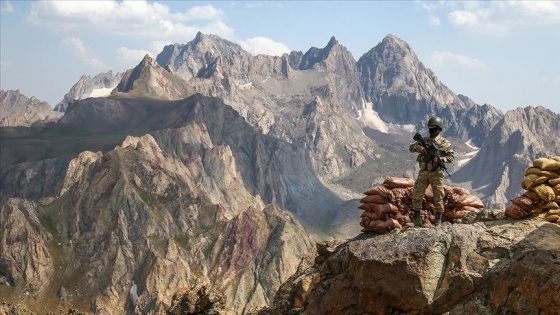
[
  {"x1": 156, "y1": 33, "x2": 376, "y2": 183},
  {"x1": 259, "y1": 212, "x2": 560, "y2": 315},
  {"x1": 0, "y1": 129, "x2": 313, "y2": 314},
  {"x1": 453, "y1": 106, "x2": 560, "y2": 209},
  {"x1": 357, "y1": 34, "x2": 503, "y2": 145}
]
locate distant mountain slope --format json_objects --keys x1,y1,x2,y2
[
  {"x1": 453, "y1": 106, "x2": 560, "y2": 208},
  {"x1": 113, "y1": 54, "x2": 194, "y2": 99},
  {"x1": 0, "y1": 89, "x2": 62, "y2": 126},
  {"x1": 357, "y1": 34, "x2": 503, "y2": 146},
  {"x1": 52, "y1": 32, "x2": 557, "y2": 211},
  {"x1": 54, "y1": 70, "x2": 123, "y2": 112},
  {"x1": 1, "y1": 93, "x2": 341, "y2": 225}
]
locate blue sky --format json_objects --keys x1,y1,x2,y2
[{"x1": 1, "y1": 0, "x2": 559, "y2": 114}]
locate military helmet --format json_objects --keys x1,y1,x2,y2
[{"x1": 427, "y1": 116, "x2": 444, "y2": 129}]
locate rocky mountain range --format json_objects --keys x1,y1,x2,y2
[
  {"x1": 1, "y1": 32, "x2": 559, "y2": 314},
  {"x1": 53, "y1": 71, "x2": 123, "y2": 112},
  {"x1": 0, "y1": 90, "x2": 62, "y2": 127}
]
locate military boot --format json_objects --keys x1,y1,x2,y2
[
  {"x1": 434, "y1": 212, "x2": 443, "y2": 226},
  {"x1": 406, "y1": 209, "x2": 423, "y2": 227}
]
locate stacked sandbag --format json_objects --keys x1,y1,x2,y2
[
  {"x1": 359, "y1": 177, "x2": 484, "y2": 233},
  {"x1": 505, "y1": 156, "x2": 560, "y2": 225},
  {"x1": 358, "y1": 177, "x2": 410, "y2": 234}
]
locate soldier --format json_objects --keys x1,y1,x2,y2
[{"x1": 408, "y1": 116, "x2": 454, "y2": 227}]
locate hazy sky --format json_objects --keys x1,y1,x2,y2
[{"x1": 1, "y1": 1, "x2": 559, "y2": 114}]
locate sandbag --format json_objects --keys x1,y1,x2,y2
[
  {"x1": 363, "y1": 185, "x2": 392, "y2": 197},
  {"x1": 454, "y1": 194, "x2": 484, "y2": 208},
  {"x1": 541, "y1": 201, "x2": 559, "y2": 209},
  {"x1": 393, "y1": 212, "x2": 411, "y2": 224},
  {"x1": 511, "y1": 196, "x2": 536, "y2": 211},
  {"x1": 360, "y1": 194, "x2": 390, "y2": 204},
  {"x1": 521, "y1": 174, "x2": 549, "y2": 190},
  {"x1": 359, "y1": 202, "x2": 398, "y2": 216},
  {"x1": 360, "y1": 211, "x2": 381, "y2": 221},
  {"x1": 544, "y1": 214, "x2": 560, "y2": 222},
  {"x1": 533, "y1": 157, "x2": 560, "y2": 171},
  {"x1": 359, "y1": 178, "x2": 482, "y2": 232},
  {"x1": 358, "y1": 202, "x2": 381, "y2": 211},
  {"x1": 523, "y1": 190, "x2": 541, "y2": 203},
  {"x1": 548, "y1": 209, "x2": 560, "y2": 215},
  {"x1": 553, "y1": 184, "x2": 560, "y2": 195},
  {"x1": 458, "y1": 205, "x2": 481, "y2": 213},
  {"x1": 452, "y1": 186, "x2": 470, "y2": 196},
  {"x1": 364, "y1": 218, "x2": 401, "y2": 233},
  {"x1": 505, "y1": 204, "x2": 530, "y2": 219},
  {"x1": 383, "y1": 177, "x2": 415, "y2": 188},
  {"x1": 549, "y1": 156, "x2": 560, "y2": 162},
  {"x1": 443, "y1": 210, "x2": 466, "y2": 219},
  {"x1": 525, "y1": 167, "x2": 560, "y2": 178},
  {"x1": 390, "y1": 187, "x2": 413, "y2": 200},
  {"x1": 530, "y1": 184, "x2": 556, "y2": 202},
  {"x1": 548, "y1": 177, "x2": 560, "y2": 186}
]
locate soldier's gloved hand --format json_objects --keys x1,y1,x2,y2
[{"x1": 418, "y1": 146, "x2": 427, "y2": 154}]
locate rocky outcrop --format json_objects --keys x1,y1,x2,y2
[
  {"x1": 0, "y1": 157, "x2": 70, "y2": 203},
  {"x1": 0, "y1": 90, "x2": 62, "y2": 127},
  {"x1": 0, "y1": 199, "x2": 53, "y2": 293},
  {"x1": 54, "y1": 71, "x2": 123, "y2": 112},
  {"x1": 112, "y1": 55, "x2": 193, "y2": 100},
  {"x1": 166, "y1": 283, "x2": 233, "y2": 315},
  {"x1": 0, "y1": 122, "x2": 314, "y2": 314},
  {"x1": 259, "y1": 213, "x2": 560, "y2": 315}
]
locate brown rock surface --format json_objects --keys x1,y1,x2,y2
[{"x1": 259, "y1": 214, "x2": 560, "y2": 315}]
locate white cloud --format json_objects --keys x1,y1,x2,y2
[
  {"x1": 116, "y1": 47, "x2": 154, "y2": 64},
  {"x1": 427, "y1": 51, "x2": 488, "y2": 71},
  {"x1": 1, "y1": 1, "x2": 14, "y2": 14},
  {"x1": 239, "y1": 37, "x2": 290, "y2": 56},
  {"x1": 418, "y1": 0, "x2": 560, "y2": 35},
  {"x1": 62, "y1": 37, "x2": 107, "y2": 70},
  {"x1": 428, "y1": 16, "x2": 441, "y2": 26},
  {"x1": 181, "y1": 4, "x2": 224, "y2": 21},
  {"x1": 26, "y1": 1, "x2": 233, "y2": 40},
  {"x1": 151, "y1": 40, "x2": 173, "y2": 54}
]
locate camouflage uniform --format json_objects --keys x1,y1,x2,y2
[{"x1": 409, "y1": 134, "x2": 454, "y2": 213}]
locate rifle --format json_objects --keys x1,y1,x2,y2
[{"x1": 413, "y1": 132, "x2": 451, "y2": 177}]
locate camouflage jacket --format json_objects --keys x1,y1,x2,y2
[{"x1": 409, "y1": 134, "x2": 454, "y2": 171}]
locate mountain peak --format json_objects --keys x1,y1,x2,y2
[
  {"x1": 112, "y1": 53, "x2": 192, "y2": 100},
  {"x1": 326, "y1": 36, "x2": 338, "y2": 48},
  {"x1": 139, "y1": 54, "x2": 157, "y2": 67},
  {"x1": 380, "y1": 33, "x2": 412, "y2": 51}
]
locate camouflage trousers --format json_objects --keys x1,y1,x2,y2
[{"x1": 412, "y1": 169, "x2": 445, "y2": 213}]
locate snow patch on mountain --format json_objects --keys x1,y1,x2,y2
[
  {"x1": 357, "y1": 99, "x2": 388, "y2": 133},
  {"x1": 86, "y1": 86, "x2": 116, "y2": 98},
  {"x1": 457, "y1": 140, "x2": 480, "y2": 166}
]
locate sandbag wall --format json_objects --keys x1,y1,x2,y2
[
  {"x1": 359, "y1": 177, "x2": 484, "y2": 233},
  {"x1": 505, "y1": 156, "x2": 560, "y2": 225}
]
